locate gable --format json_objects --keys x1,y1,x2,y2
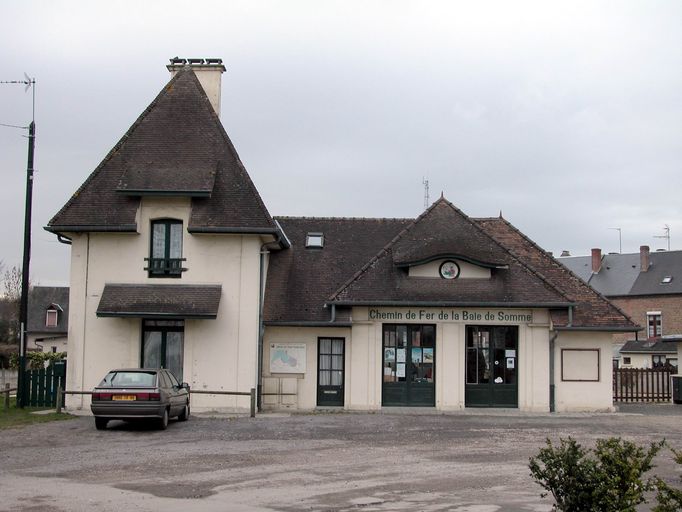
[{"x1": 47, "y1": 67, "x2": 276, "y2": 235}]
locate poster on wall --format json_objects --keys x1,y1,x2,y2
[{"x1": 270, "y1": 343, "x2": 306, "y2": 373}]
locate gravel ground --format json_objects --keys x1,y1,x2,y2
[{"x1": 1, "y1": 406, "x2": 681, "y2": 511}]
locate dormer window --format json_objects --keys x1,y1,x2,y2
[
  {"x1": 305, "y1": 233, "x2": 324, "y2": 248},
  {"x1": 146, "y1": 219, "x2": 186, "y2": 277},
  {"x1": 45, "y1": 308, "x2": 59, "y2": 328}
]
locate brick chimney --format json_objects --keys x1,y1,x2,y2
[
  {"x1": 591, "y1": 248, "x2": 602, "y2": 273},
  {"x1": 640, "y1": 245, "x2": 650, "y2": 272},
  {"x1": 167, "y1": 57, "x2": 226, "y2": 116}
]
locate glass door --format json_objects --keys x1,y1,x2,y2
[
  {"x1": 465, "y1": 326, "x2": 518, "y2": 407},
  {"x1": 382, "y1": 324, "x2": 435, "y2": 406},
  {"x1": 317, "y1": 338, "x2": 344, "y2": 406}
]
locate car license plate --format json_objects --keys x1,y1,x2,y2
[{"x1": 112, "y1": 395, "x2": 136, "y2": 401}]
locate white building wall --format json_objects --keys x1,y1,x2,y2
[
  {"x1": 553, "y1": 331, "x2": 614, "y2": 412},
  {"x1": 262, "y1": 326, "x2": 351, "y2": 410},
  {"x1": 64, "y1": 197, "x2": 266, "y2": 413}
]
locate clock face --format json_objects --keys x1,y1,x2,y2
[{"x1": 439, "y1": 260, "x2": 460, "y2": 280}]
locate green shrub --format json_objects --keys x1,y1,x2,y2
[
  {"x1": 9, "y1": 351, "x2": 66, "y2": 370},
  {"x1": 654, "y1": 446, "x2": 682, "y2": 512},
  {"x1": 529, "y1": 437, "x2": 663, "y2": 512}
]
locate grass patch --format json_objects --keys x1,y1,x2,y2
[{"x1": 0, "y1": 397, "x2": 75, "y2": 430}]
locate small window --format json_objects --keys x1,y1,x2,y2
[
  {"x1": 661, "y1": 276, "x2": 673, "y2": 284},
  {"x1": 45, "y1": 309, "x2": 58, "y2": 328},
  {"x1": 51, "y1": 346, "x2": 57, "y2": 353},
  {"x1": 147, "y1": 219, "x2": 185, "y2": 277},
  {"x1": 647, "y1": 312, "x2": 662, "y2": 338},
  {"x1": 305, "y1": 233, "x2": 324, "y2": 248},
  {"x1": 623, "y1": 357, "x2": 631, "y2": 365},
  {"x1": 652, "y1": 355, "x2": 666, "y2": 368}
]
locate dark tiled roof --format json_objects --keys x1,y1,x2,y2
[
  {"x1": 476, "y1": 218, "x2": 638, "y2": 331},
  {"x1": 391, "y1": 200, "x2": 510, "y2": 268},
  {"x1": 48, "y1": 67, "x2": 276, "y2": 234},
  {"x1": 330, "y1": 199, "x2": 571, "y2": 307},
  {"x1": 629, "y1": 251, "x2": 682, "y2": 296},
  {"x1": 620, "y1": 339, "x2": 676, "y2": 354},
  {"x1": 27, "y1": 286, "x2": 69, "y2": 334},
  {"x1": 559, "y1": 250, "x2": 682, "y2": 297},
  {"x1": 97, "y1": 284, "x2": 221, "y2": 319},
  {"x1": 263, "y1": 217, "x2": 412, "y2": 323}
]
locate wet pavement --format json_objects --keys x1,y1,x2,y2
[{"x1": 1, "y1": 405, "x2": 681, "y2": 511}]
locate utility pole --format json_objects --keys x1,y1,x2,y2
[
  {"x1": 18, "y1": 120, "x2": 35, "y2": 407},
  {"x1": 1, "y1": 74, "x2": 35, "y2": 408}
]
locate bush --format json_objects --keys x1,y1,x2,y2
[
  {"x1": 654, "y1": 446, "x2": 682, "y2": 512},
  {"x1": 9, "y1": 351, "x2": 66, "y2": 370},
  {"x1": 529, "y1": 437, "x2": 663, "y2": 512}
]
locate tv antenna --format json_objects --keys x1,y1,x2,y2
[
  {"x1": 422, "y1": 177, "x2": 430, "y2": 209},
  {"x1": 608, "y1": 227, "x2": 622, "y2": 254},
  {"x1": 653, "y1": 224, "x2": 671, "y2": 251}
]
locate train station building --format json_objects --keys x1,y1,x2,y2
[{"x1": 47, "y1": 59, "x2": 639, "y2": 414}]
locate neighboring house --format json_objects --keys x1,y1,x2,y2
[
  {"x1": 46, "y1": 58, "x2": 638, "y2": 414},
  {"x1": 27, "y1": 286, "x2": 69, "y2": 354},
  {"x1": 619, "y1": 339, "x2": 677, "y2": 371},
  {"x1": 560, "y1": 247, "x2": 682, "y2": 369}
]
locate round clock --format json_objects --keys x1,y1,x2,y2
[{"x1": 439, "y1": 260, "x2": 460, "y2": 280}]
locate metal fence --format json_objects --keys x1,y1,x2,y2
[{"x1": 613, "y1": 368, "x2": 673, "y2": 402}]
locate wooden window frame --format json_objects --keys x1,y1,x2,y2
[
  {"x1": 146, "y1": 219, "x2": 186, "y2": 278},
  {"x1": 561, "y1": 348, "x2": 600, "y2": 382}
]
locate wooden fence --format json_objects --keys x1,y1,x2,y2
[{"x1": 613, "y1": 367, "x2": 673, "y2": 402}]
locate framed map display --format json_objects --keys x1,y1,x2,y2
[{"x1": 270, "y1": 343, "x2": 307, "y2": 373}]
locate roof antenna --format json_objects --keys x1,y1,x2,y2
[
  {"x1": 422, "y1": 176, "x2": 430, "y2": 209},
  {"x1": 653, "y1": 224, "x2": 671, "y2": 251}
]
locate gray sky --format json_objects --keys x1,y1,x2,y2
[{"x1": 1, "y1": 1, "x2": 680, "y2": 286}]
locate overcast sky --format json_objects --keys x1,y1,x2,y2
[{"x1": 0, "y1": 1, "x2": 680, "y2": 286}]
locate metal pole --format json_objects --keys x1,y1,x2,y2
[{"x1": 17, "y1": 121, "x2": 35, "y2": 408}]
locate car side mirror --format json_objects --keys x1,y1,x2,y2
[{"x1": 181, "y1": 382, "x2": 190, "y2": 390}]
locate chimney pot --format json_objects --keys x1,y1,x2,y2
[
  {"x1": 591, "y1": 248, "x2": 602, "y2": 273},
  {"x1": 560, "y1": 250, "x2": 571, "y2": 257},
  {"x1": 640, "y1": 245, "x2": 650, "y2": 272}
]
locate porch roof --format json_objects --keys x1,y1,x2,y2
[{"x1": 96, "y1": 284, "x2": 221, "y2": 319}]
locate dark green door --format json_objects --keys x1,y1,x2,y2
[
  {"x1": 382, "y1": 324, "x2": 435, "y2": 406},
  {"x1": 465, "y1": 326, "x2": 518, "y2": 407},
  {"x1": 317, "y1": 338, "x2": 345, "y2": 406}
]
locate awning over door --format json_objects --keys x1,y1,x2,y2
[{"x1": 96, "y1": 284, "x2": 221, "y2": 319}]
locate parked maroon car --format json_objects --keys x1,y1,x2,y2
[{"x1": 91, "y1": 368, "x2": 190, "y2": 430}]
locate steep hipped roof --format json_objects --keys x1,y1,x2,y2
[
  {"x1": 477, "y1": 218, "x2": 638, "y2": 331},
  {"x1": 264, "y1": 217, "x2": 412, "y2": 324},
  {"x1": 47, "y1": 67, "x2": 277, "y2": 235},
  {"x1": 329, "y1": 198, "x2": 572, "y2": 308}
]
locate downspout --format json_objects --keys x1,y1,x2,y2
[
  {"x1": 257, "y1": 223, "x2": 289, "y2": 412},
  {"x1": 257, "y1": 245, "x2": 268, "y2": 412},
  {"x1": 549, "y1": 330, "x2": 558, "y2": 413}
]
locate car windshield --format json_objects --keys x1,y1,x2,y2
[{"x1": 99, "y1": 371, "x2": 157, "y2": 387}]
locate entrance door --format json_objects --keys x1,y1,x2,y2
[
  {"x1": 382, "y1": 324, "x2": 435, "y2": 406},
  {"x1": 317, "y1": 338, "x2": 344, "y2": 406},
  {"x1": 465, "y1": 326, "x2": 518, "y2": 407}
]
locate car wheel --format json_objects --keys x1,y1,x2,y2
[
  {"x1": 95, "y1": 418, "x2": 108, "y2": 430},
  {"x1": 178, "y1": 403, "x2": 189, "y2": 421},
  {"x1": 158, "y1": 408, "x2": 169, "y2": 430}
]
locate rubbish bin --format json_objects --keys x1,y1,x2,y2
[{"x1": 672, "y1": 375, "x2": 682, "y2": 404}]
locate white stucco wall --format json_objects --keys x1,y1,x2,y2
[
  {"x1": 553, "y1": 331, "x2": 614, "y2": 412},
  {"x1": 64, "y1": 197, "x2": 266, "y2": 413},
  {"x1": 262, "y1": 326, "x2": 351, "y2": 410},
  {"x1": 264, "y1": 307, "x2": 554, "y2": 412}
]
